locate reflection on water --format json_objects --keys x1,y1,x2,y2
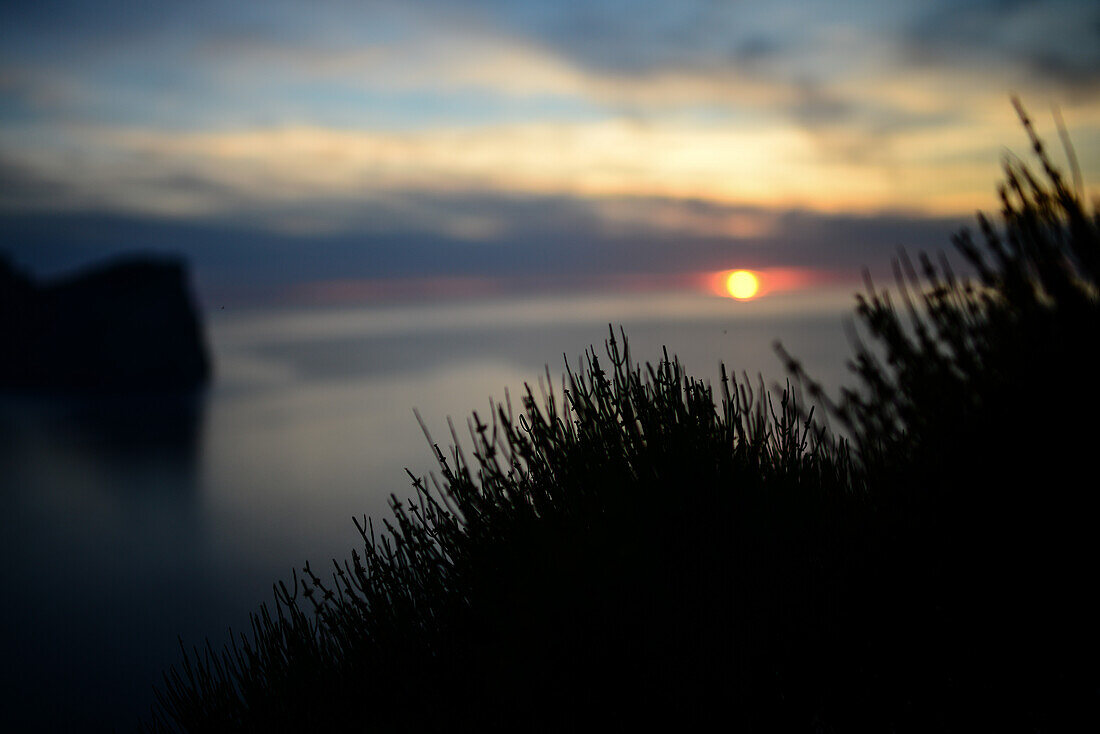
[
  {"x1": 0, "y1": 288, "x2": 855, "y2": 731},
  {"x1": 0, "y1": 392, "x2": 208, "y2": 733}
]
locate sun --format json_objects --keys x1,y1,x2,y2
[{"x1": 725, "y1": 270, "x2": 759, "y2": 300}]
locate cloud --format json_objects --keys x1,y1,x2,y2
[
  {"x1": 429, "y1": 0, "x2": 1100, "y2": 154},
  {"x1": 2, "y1": 0, "x2": 1097, "y2": 305},
  {"x1": 2, "y1": 112, "x2": 1024, "y2": 226},
  {"x1": 0, "y1": 158, "x2": 75, "y2": 208},
  {"x1": 898, "y1": 0, "x2": 1100, "y2": 96},
  {"x1": 5, "y1": 0, "x2": 1099, "y2": 167},
  {"x1": 1, "y1": 192, "x2": 967, "y2": 309}
]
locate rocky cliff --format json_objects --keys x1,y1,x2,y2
[{"x1": 1, "y1": 255, "x2": 210, "y2": 391}]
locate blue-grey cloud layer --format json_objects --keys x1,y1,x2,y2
[
  {"x1": 4, "y1": 1, "x2": 1098, "y2": 127},
  {"x1": 1, "y1": 193, "x2": 966, "y2": 306}
]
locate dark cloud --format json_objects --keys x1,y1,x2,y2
[
  {"x1": 460, "y1": 0, "x2": 1100, "y2": 90},
  {"x1": 0, "y1": 191, "x2": 968, "y2": 307},
  {"x1": 900, "y1": 0, "x2": 1100, "y2": 94},
  {"x1": 727, "y1": 36, "x2": 783, "y2": 69},
  {"x1": 461, "y1": 0, "x2": 1100, "y2": 135},
  {"x1": 786, "y1": 78, "x2": 857, "y2": 129},
  {"x1": 772, "y1": 209, "x2": 969, "y2": 270},
  {"x1": 0, "y1": 159, "x2": 72, "y2": 205}
]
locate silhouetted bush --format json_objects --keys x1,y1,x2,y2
[
  {"x1": 147, "y1": 337, "x2": 860, "y2": 732},
  {"x1": 777, "y1": 99, "x2": 1100, "y2": 730},
  {"x1": 147, "y1": 103, "x2": 1098, "y2": 732}
]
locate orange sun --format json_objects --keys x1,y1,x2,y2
[{"x1": 725, "y1": 270, "x2": 759, "y2": 300}]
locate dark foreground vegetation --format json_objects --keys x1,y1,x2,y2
[{"x1": 146, "y1": 105, "x2": 1099, "y2": 732}]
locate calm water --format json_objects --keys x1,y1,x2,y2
[{"x1": 0, "y1": 287, "x2": 855, "y2": 732}]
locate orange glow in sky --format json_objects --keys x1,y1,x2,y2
[{"x1": 706, "y1": 267, "x2": 824, "y2": 300}]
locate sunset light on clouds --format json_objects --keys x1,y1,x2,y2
[{"x1": 2, "y1": 0, "x2": 1098, "y2": 305}]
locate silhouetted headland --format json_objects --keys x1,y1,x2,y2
[{"x1": 0, "y1": 254, "x2": 210, "y2": 392}]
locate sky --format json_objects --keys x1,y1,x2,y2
[{"x1": 2, "y1": 0, "x2": 1098, "y2": 306}]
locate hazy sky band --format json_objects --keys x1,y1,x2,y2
[{"x1": 2, "y1": 0, "x2": 1097, "y2": 301}]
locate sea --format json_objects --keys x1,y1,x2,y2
[{"x1": 0, "y1": 286, "x2": 857, "y2": 732}]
